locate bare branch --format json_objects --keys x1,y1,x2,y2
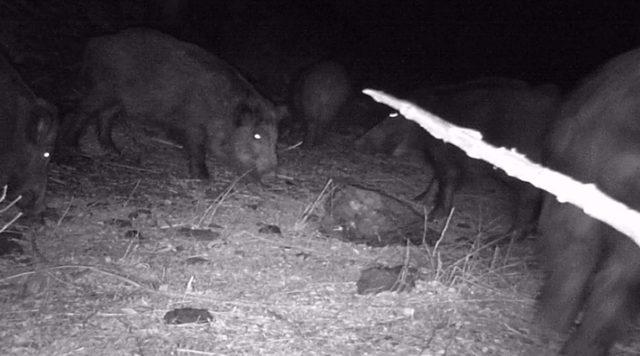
[{"x1": 363, "y1": 88, "x2": 640, "y2": 247}]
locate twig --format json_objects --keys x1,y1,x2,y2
[
  {"x1": 0, "y1": 211, "x2": 22, "y2": 233},
  {"x1": 433, "y1": 207, "x2": 455, "y2": 258},
  {"x1": 103, "y1": 161, "x2": 160, "y2": 174},
  {"x1": 391, "y1": 238, "x2": 414, "y2": 292},
  {"x1": 0, "y1": 186, "x2": 22, "y2": 232},
  {"x1": 123, "y1": 179, "x2": 141, "y2": 208},
  {"x1": 421, "y1": 206, "x2": 430, "y2": 245},
  {"x1": 56, "y1": 199, "x2": 74, "y2": 228},
  {"x1": 197, "y1": 169, "x2": 252, "y2": 227},
  {"x1": 0, "y1": 193, "x2": 21, "y2": 214},
  {"x1": 0, "y1": 265, "x2": 144, "y2": 289},
  {"x1": 280, "y1": 141, "x2": 303, "y2": 152},
  {"x1": 149, "y1": 137, "x2": 183, "y2": 148},
  {"x1": 422, "y1": 208, "x2": 454, "y2": 274},
  {"x1": 295, "y1": 178, "x2": 334, "y2": 228},
  {"x1": 449, "y1": 233, "x2": 515, "y2": 270},
  {"x1": 175, "y1": 349, "x2": 218, "y2": 355}
]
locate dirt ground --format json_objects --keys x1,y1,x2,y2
[{"x1": 1, "y1": 126, "x2": 640, "y2": 356}]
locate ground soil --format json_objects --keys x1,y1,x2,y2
[{"x1": 1, "y1": 127, "x2": 639, "y2": 355}]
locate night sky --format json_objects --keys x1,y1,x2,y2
[{"x1": 2, "y1": 0, "x2": 640, "y2": 100}]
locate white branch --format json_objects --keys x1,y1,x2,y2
[{"x1": 363, "y1": 89, "x2": 640, "y2": 246}]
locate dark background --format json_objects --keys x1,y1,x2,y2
[{"x1": 2, "y1": 0, "x2": 640, "y2": 103}]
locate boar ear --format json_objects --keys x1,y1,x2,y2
[{"x1": 25, "y1": 99, "x2": 58, "y2": 146}]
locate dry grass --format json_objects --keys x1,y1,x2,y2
[{"x1": 1, "y1": 129, "x2": 639, "y2": 355}]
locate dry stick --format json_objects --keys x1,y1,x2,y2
[
  {"x1": 197, "y1": 169, "x2": 253, "y2": 227},
  {"x1": 0, "y1": 186, "x2": 23, "y2": 232},
  {"x1": 55, "y1": 199, "x2": 74, "y2": 228},
  {"x1": 0, "y1": 265, "x2": 144, "y2": 289},
  {"x1": 0, "y1": 211, "x2": 22, "y2": 233},
  {"x1": 149, "y1": 137, "x2": 182, "y2": 148},
  {"x1": 421, "y1": 206, "x2": 430, "y2": 245},
  {"x1": 449, "y1": 233, "x2": 517, "y2": 273},
  {"x1": 433, "y1": 208, "x2": 455, "y2": 258},
  {"x1": 363, "y1": 89, "x2": 640, "y2": 248},
  {"x1": 434, "y1": 209, "x2": 455, "y2": 281},
  {"x1": 296, "y1": 178, "x2": 334, "y2": 227},
  {"x1": 2, "y1": 265, "x2": 290, "y2": 310},
  {"x1": 280, "y1": 141, "x2": 304, "y2": 152},
  {"x1": 391, "y1": 239, "x2": 415, "y2": 291},
  {"x1": 422, "y1": 207, "x2": 455, "y2": 274},
  {"x1": 104, "y1": 161, "x2": 160, "y2": 174},
  {"x1": 123, "y1": 179, "x2": 141, "y2": 208},
  {"x1": 175, "y1": 350, "x2": 218, "y2": 356},
  {"x1": 0, "y1": 193, "x2": 21, "y2": 214}
]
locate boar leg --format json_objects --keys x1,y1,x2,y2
[
  {"x1": 183, "y1": 126, "x2": 209, "y2": 179},
  {"x1": 58, "y1": 112, "x2": 86, "y2": 149},
  {"x1": 538, "y1": 203, "x2": 600, "y2": 338},
  {"x1": 419, "y1": 144, "x2": 463, "y2": 220},
  {"x1": 511, "y1": 183, "x2": 543, "y2": 237},
  {"x1": 561, "y1": 229, "x2": 640, "y2": 356},
  {"x1": 96, "y1": 106, "x2": 123, "y2": 155},
  {"x1": 304, "y1": 119, "x2": 320, "y2": 147}
]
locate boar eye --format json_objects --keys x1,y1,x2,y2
[
  {"x1": 389, "y1": 112, "x2": 399, "y2": 118},
  {"x1": 254, "y1": 133, "x2": 262, "y2": 140},
  {"x1": 43, "y1": 151, "x2": 51, "y2": 158}
]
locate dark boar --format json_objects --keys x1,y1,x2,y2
[
  {"x1": 291, "y1": 61, "x2": 351, "y2": 146},
  {"x1": 0, "y1": 54, "x2": 58, "y2": 215},
  {"x1": 356, "y1": 78, "x2": 561, "y2": 233},
  {"x1": 58, "y1": 28, "x2": 284, "y2": 181},
  {"x1": 538, "y1": 48, "x2": 640, "y2": 356}
]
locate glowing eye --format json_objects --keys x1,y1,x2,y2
[
  {"x1": 43, "y1": 152, "x2": 51, "y2": 158},
  {"x1": 254, "y1": 133, "x2": 262, "y2": 140},
  {"x1": 389, "y1": 112, "x2": 399, "y2": 118}
]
